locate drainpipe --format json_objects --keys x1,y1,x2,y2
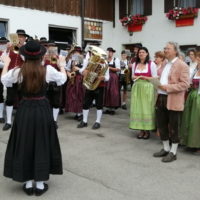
[
  {"x1": 113, "y1": 0, "x2": 115, "y2": 28},
  {"x1": 81, "y1": 0, "x2": 85, "y2": 48}
]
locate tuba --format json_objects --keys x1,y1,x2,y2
[{"x1": 83, "y1": 46, "x2": 108, "y2": 90}]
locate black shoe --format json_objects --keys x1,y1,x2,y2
[
  {"x1": 77, "y1": 121, "x2": 87, "y2": 128},
  {"x1": 74, "y1": 115, "x2": 83, "y2": 121},
  {"x1": 3, "y1": 123, "x2": 11, "y2": 131},
  {"x1": 54, "y1": 121, "x2": 58, "y2": 129},
  {"x1": 0, "y1": 118, "x2": 5, "y2": 123},
  {"x1": 143, "y1": 131, "x2": 150, "y2": 140},
  {"x1": 153, "y1": 149, "x2": 169, "y2": 157},
  {"x1": 137, "y1": 131, "x2": 145, "y2": 139},
  {"x1": 162, "y1": 152, "x2": 177, "y2": 163},
  {"x1": 92, "y1": 122, "x2": 101, "y2": 130},
  {"x1": 22, "y1": 184, "x2": 34, "y2": 196},
  {"x1": 109, "y1": 110, "x2": 115, "y2": 115},
  {"x1": 77, "y1": 115, "x2": 83, "y2": 121},
  {"x1": 35, "y1": 183, "x2": 48, "y2": 196},
  {"x1": 121, "y1": 104, "x2": 127, "y2": 110},
  {"x1": 59, "y1": 108, "x2": 64, "y2": 115},
  {"x1": 103, "y1": 110, "x2": 111, "y2": 114},
  {"x1": 74, "y1": 115, "x2": 79, "y2": 120}
]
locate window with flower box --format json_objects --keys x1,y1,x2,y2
[
  {"x1": 165, "y1": 0, "x2": 199, "y2": 27},
  {"x1": 119, "y1": 0, "x2": 152, "y2": 18},
  {"x1": 165, "y1": 0, "x2": 200, "y2": 13}
]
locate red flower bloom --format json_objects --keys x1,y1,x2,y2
[
  {"x1": 166, "y1": 7, "x2": 199, "y2": 20},
  {"x1": 120, "y1": 14, "x2": 148, "y2": 26}
]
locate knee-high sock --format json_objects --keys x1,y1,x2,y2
[
  {"x1": 0, "y1": 103, "x2": 4, "y2": 118},
  {"x1": 6, "y1": 106, "x2": 13, "y2": 124},
  {"x1": 162, "y1": 140, "x2": 170, "y2": 152},
  {"x1": 36, "y1": 181, "x2": 44, "y2": 190},
  {"x1": 170, "y1": 143, "x2": 178, "y2": 155},
  {"x1": 83, "y1": 109, "x2": 89, "y2": 123},
  {"x1": 25, "y1": 180, "x2": 33, "y2": 189},
  {"x1": 96, "y1": 109, "x2": 102, "y2": 123},
  {"x1": 53, "y1": 108, "x2": 59, "y2": 122}
]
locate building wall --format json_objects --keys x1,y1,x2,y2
[
  {"x1": 0, "y1": 4, "x2": 81, "y2": 43},
  {"x1": 108, "y1": 0, "x2": 200, "y2": 58},
  {"x1": 1, "y1": 0, "x2": 200, "y2": 58}
]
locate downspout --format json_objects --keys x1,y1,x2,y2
[
  {"x1": 113, "y1": 0, "x2": 115, "y2": 28},
  {"x1": 81, "y1": 0, "x2": 85, "y2": 48}
]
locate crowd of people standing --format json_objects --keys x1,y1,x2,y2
[{"x1": 0, "y1": 29, "x2": 199, "y2": 196}]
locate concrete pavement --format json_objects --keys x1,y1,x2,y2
[{"x1": 0, "y1": 106, "x2": 200, "y2": 200}]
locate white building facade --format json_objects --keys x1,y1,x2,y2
[{"x1": 0, "y1": 0, "x2": 199, "y2": 57}]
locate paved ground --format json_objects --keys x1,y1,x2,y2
[{"x1": 0, "y1": 104, "x2": 200, "y2": 200}]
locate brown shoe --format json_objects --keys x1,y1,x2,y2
[
  {"x1": 162, "y1": 152, "x2": 177, "y2": 163},
  {"x1": 153, "y1": 149, "x2": 169, "y2": 157}
]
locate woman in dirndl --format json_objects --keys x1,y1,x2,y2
[
  {"x1": 129, "y1": 47, "x2": 157, "y2": 139},
  {"x1": 1, "y1": 40, "x2": 67, "y2": 196},
  {"x1": 180, "y1": 52, "x2": 200, "y2": 153}
]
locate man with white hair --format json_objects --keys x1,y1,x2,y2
[{"x1": 153, "y1": 42, "x2": 190, "y2": 162}]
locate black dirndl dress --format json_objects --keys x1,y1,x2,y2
[{"x1": 4, "y1": 87, "x2": 63, "y2": 182}]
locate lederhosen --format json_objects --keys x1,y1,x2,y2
[
  {"x1": 119, "y1": 60, "x2": 128, "y2": 91},
  {"x1": 65, "y1": 61, "x2": 85, "y2": 113},
  {"x1": 83, "y1": 70, "x2": 106, "y2": 110},
  {"x1": 44, "y1": 59, "x2": 61, "y2": 109},
  {"x1": 104, "y1": 58, "x2": 121, "y2": 108},
  {"x1": 6, "y1": 51, "x2": 24, "y2": 107}
]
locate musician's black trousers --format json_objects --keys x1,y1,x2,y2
[
  {"x1": 46, "y1": 84, "x2": 61, "y2": 108},
  {"x1": 0, "y1": 82, "x2": 4, "y2": 103},
  {"x1": 6, "y1": 84, "x2": 18, "y2": 106},
  {"x1": 83, "y1": 87, "x2": 104, "y2": 110},
  {"x1": 119, "y1": 74, "x2": 127, "y2": 91}
]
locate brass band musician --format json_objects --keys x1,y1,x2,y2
[
  {"x1": 77, "y1": 46, "x2": 109, "y2": 130},
  {"x1": 0, "y1": 37, "x2": 10, "y2": 123},
  {"x1": 3, "y1": 29, "x2": 28, "y2": 131},
  {"x1": 65, "y1": 46, "x2": 85, "y2": 121},
  {"x1": 119, "y1": 50, "x2": 130, "y2": 110}
]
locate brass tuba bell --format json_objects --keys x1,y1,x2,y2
[
  {"x1": 83, "y1": 46, "x2": 108, "y2": 90},
  {"x1": 9, "y1": 33, "x2": 20, "y2": 54}
]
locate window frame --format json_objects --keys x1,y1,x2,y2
[
  {"x1": 0, "y1": 19, "x2": 8, "y2": 38},
  {"x1": 119, "y1": 0, "x2": 152, "y2": 18}
]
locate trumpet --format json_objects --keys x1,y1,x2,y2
[
  {"x1": 50, "y1": 56, "x2": 57, "y2": 64},
  {"x1": 70, "y1": 71, "x2": 76, "y2": 84},
  {"x1": 124, "y1": 68, "x2": 131, "y2": 84}
]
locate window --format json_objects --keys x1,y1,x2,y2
[
  {"x1": 119, "y1": 0, "x2": 152, "y2": 18},
  {"x1": 165, "y1": 0, "x2": 199, "y2": 13},
  {"x1": 0, "y1": 21, "x2": 7, "y2": 37},
  {"x1": 131, "y1": 0, "x2": 144, "y2": 15},
  {"x1": 49, "y1": 26, "x2": 76, "y2": 50},
  {"x1": 177, "y1": 0, "x2": 196, "y2": 8}
]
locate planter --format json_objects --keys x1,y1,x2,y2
[
  {"x1": 175, "y1": 18, "x2": 194, "y2": 27},
  {"x1": 128, "y1": 24, "x2": 143, "y2": 32}
]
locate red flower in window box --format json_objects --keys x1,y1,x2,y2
[
  {"x1": 166, "y1": 7, "x2": 198, "y2": 20},
  {"x1": 120, "y1": 14, "x2": 147, "y2": 32},
  {"x1": 166, "y1": 7, "x2": 198, "y2": 27}
]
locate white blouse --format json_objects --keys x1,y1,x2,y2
[
  {"x1": 1, "y1": 65, "x2": 67, "y2": 87},
  {"x1": 132, "y1": 61, "x2": 157, "y2": 77},
  {"x1": 108, "y1": 57, "x2": 121, "y2": 69},
  {"x1": 120, "y1": 59, "x2": 129, "y2": 75}
]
